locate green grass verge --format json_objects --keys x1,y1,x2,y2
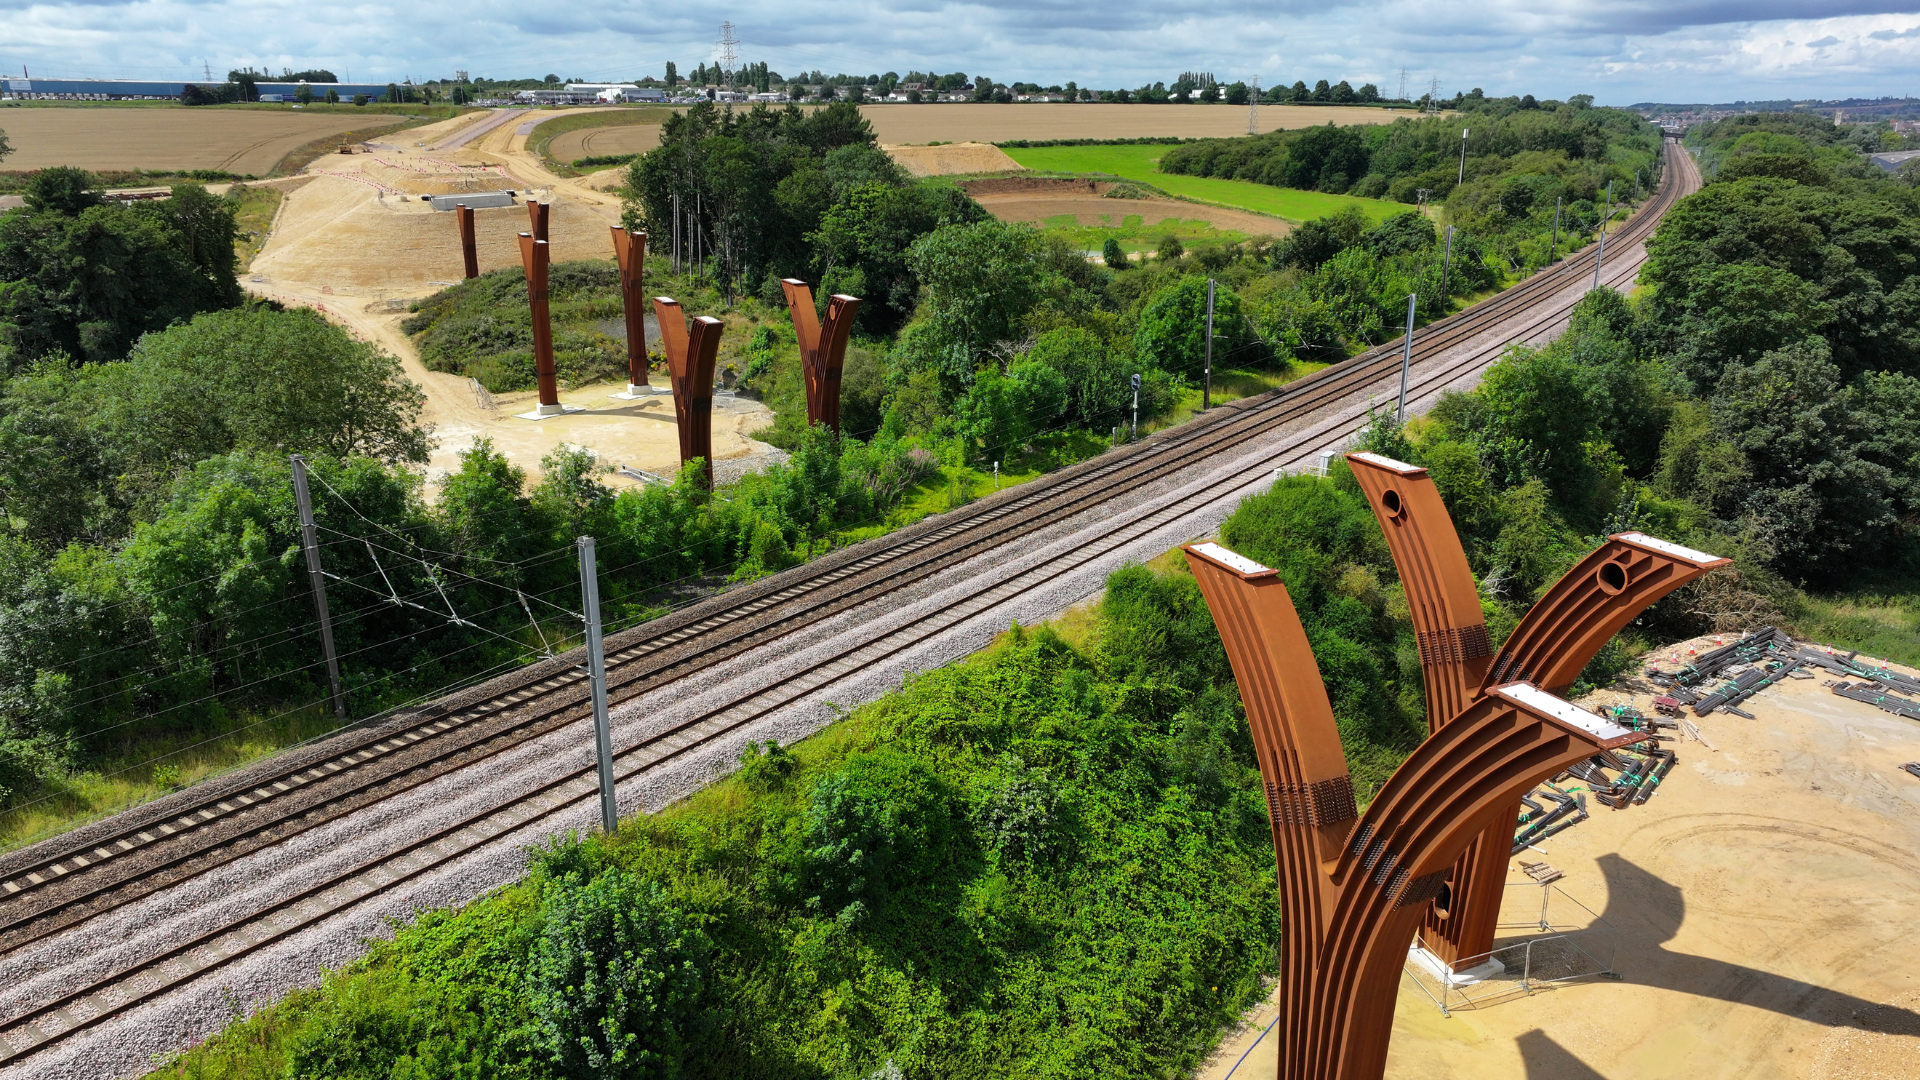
[{"x1": 1001, "y1": 144, "x2": 1403, "y2": 224}]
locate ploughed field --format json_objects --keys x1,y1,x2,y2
[{"x1": 0, "y1": 106, "x2": 410, "y2": 173}]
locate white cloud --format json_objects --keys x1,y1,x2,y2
[{"x1": 1, "y1": 0, "x2": 1918, "y2": 102}]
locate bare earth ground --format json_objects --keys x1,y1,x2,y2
[
  {"x1": 974, "y1": 194, "x2": 1289, "y2": 236},
  {"x1": 860, "y1": 103, "x2": 1412, "y2": 143},
  {"x1": 0, "y1": 108, "x2": 409, "y2": 173},
  {"x1": 1197, "y1": 639, "x2": 1920, "y2": 1080},
  {"x1": 548, "y1": 124, "x2": 662, "y2": 163},
  {"x1": 884, "y1": 141, "x2": 1025, "y2": 176},
  {"x1": 240, "y1": 110, "x2": 776, "y2": 492}
]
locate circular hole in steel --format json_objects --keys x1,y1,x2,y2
[
  {"x1": 1432, "y1": 881, "x2": 1454, "y2": 918},
  {"x1": 1381, "y1": 489, "x2": 1405, "y2": 518},
  {"x1": 1596, "y1": 561, "x2": 1628, "y2": 595}
]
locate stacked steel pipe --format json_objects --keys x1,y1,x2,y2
[
  {"x1": 1182, "y1": 541, "x2": 1645, "y2": 1080},
  {"x1": 1346, "y1": 452, "x2": 1728, "y2": 971},
  {"x1": 779, "y1": 279, "x2": 861, "y2": 432},
  {"x1": 652, "y1": 297, "x2": 723, "y2": 485}
]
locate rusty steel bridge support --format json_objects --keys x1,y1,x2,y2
[
  {"x1": 610, "y1": 227, "x2": 650, "y2": 398},
  {"x1": 454, "y1": 204, "x2": 479, "y2": 279},
  {"x1": 652, "y1": 297, "x2": 724, "y2": 485},
  {"x1": 514, "y1": 232, "x2": 573, "y2": 420},
  {"x1": 1183, "y1": 541, "x2": 1645, "y2": 1080},
  {"x1": 1345, "y1": 452, "x2": 1728, "y2": 971},
  {"x1": 527, "y1": 199, "x2": 550, "y2": 243},
  {"x1": 779, "y1": 279, "x2": 861, "y2": 432}
]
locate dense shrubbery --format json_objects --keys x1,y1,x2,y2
[
  {"x1": 152, "y1": 557, "x2": 1307, "y2": 1080},
  {"x1": 1161, "y1": 99, "x2": 1661, "y2": 277},
  {"x1": 0, "y1": 168, "x2": 242, "y2": 368}
]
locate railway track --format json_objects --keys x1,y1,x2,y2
[{"x1": 0, "y1": 139, "x2": 1696, "y2": 1072}]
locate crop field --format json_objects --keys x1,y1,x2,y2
[
  {"x1": 1003, "y1": 143, "x2": 1404, "y2": 223},
  {"x1": 524, "y1": 107, "x2": 679, "y2": 167},
  {"x1": 547, "y1": 122, "x2": 663, "y2": 163},
  {"x1": 859, "y1": 102, "x2": 1408, "y2": 143},
  {"x1": 0, "y1": 105, "x2": 414, "y2": 173}
]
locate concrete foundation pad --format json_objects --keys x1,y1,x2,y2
[
  {"x1": 514, "y1": 403, "x2": 586, "y2": 421},
  {"x1": 1408, "y1": 944, "x2": 1506, "y2": 987},
  {"x1": 609, "y1": 384, "x2": 667, "y2": 400}
]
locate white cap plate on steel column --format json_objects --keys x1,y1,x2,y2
[
  {"x1": 1189, "y1": 542, "x2": 1276, "y2": 578},
  {"x1": 1492, "y1": 683, "x2": 1640, "y2": 746},
  {"x1": 1613, "y1": 532, "x2": 1726, "y2": 566},
  {"x1": 1348, "y1": 452, "x2": 1426, "y2": 475}
]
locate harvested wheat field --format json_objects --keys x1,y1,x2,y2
[
  {"x1": 860, "y1": 102, "x2": 1409, "y2": 143},
  {"x1": 0, "y1": 106, "x2": 410, "y2": 173},
  {"x1": 885, "y1": 141, "x2": 1025, "y2": 176},
  {"x1": 548, "y1": 123, "x2": 663, "y2": 163},
  {"x1": 1197, "y1": 638, "x2": 1920, "y2": 1080}
]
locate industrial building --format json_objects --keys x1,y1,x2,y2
[{"x1": 1, "y1": 77, "x2": 401, "y2": 101}]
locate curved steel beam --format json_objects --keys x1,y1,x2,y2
[
  {"x1": 780, "y1": 279, "x2": 861, "y2": 432},
  {"x1": 651, "y1": 296, "x2": 723, "y2": 484},
  {"x1": 517, "y1": 233, "x2": 559, "y2": 412},
  {"x1": 1183, "y1": 541, "x2": 1641, "y2": 1080},
  {"x1": 1345, "y1": 453, "x2": 1729, "y2": 970},
  {"x1": 1345, "y1": 452, "x2": 1490, "y2": 732}
]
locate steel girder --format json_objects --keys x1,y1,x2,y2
[
  {"x1": 1183, "y1": 541, "x2": 1643, "y2": 1080},
  {"x1": 516, "y1": 233, "x2": 559, "y2": 410},
  {"x1": 527, "y1": 199, "x2": 550, "y2": 243},
  {"x1": 610, "y1": 227, "x2": 649, "y2": 391},
  {"x1": 779, "y1": 279, "x2": 860, "y2": 432},
  {"x1": 1345, "y1": 453, "x2": 1728, "y2": 969},
  {"x1": 455, "y1": 205, "x2": 479, "y2": 280},
  {"x1": 651, "y1": 297, "x2": 724, "y2": 482}
]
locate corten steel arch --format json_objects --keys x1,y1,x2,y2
[
  {"x1": 779, "y1": 279, "x2": 861, "y2": 432},
  {"x1": 517, "y1": 233, "x2": 562, "y2": 416},
  {"x1": 610, "y1": 227, "x2": 649, "y2": 394},
  {"x1": 1345, "y1": 452, "x2": 1729, "y2": 969},
  {"x1": 455, "y1": 204, "x2": 479, "y2": 279},
  {"x1": 1182, "y1": 541, "x2": 1645, "y2": 1080},
  {"x1": 652, "y1": 297, "x2": 724, "y2": 484},
  {"x1": 1344, "y1": 452, "x2": 1491, "y2": 731},
  {"x1": 527, "y1": 200, "x2": 550, "y2": 243}
]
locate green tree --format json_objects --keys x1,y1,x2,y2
[
  {"x1": 1133, "y1": 276, "x2": 1245, "y2": 376},
  {"x1": 906, "y1": 219, "x2": 1042, "y2": 361},
  {"x1": 1102, "y1": 236, "x2": 1128, "y2": 269}
]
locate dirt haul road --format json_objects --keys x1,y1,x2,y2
[{"x1": 242, "y1": 110, "x2": 775, "y2": 492}]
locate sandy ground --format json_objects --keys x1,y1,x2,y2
[
  {"x1": 885, "y1": 141, "x2": 1025, "y2": 176},
  {"x1": 0, "y1": 108, "x2": 410, "y2": 173},
  {"x1": 239, "y1": 109, "x2": 776, "y2": 492},
  {"x1": 549, "y1": 123, "x2": 662, "y2": 163},
  {"x1": 1196, "y1": 639, "x2": 1920, "y2": 1080},
  {"x1": 860, "y1": 103, "x2": 1413, "y2": 143}
]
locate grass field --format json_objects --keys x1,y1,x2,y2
[
  {"x1": 1002, "y1": 144, "x2": 1402, "y2": 223},
  {"x1": 1037, "y1": 213, "x2": 1257, "y2": 254}
]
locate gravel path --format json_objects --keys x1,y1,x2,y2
[{"x1": 1, "y1": 227, "x2": 1656, "y2": 1080}]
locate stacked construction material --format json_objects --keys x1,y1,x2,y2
[{"x1": 1512, "y1": 785, "x2": 1587, "y2": 853}]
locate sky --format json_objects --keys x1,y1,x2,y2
[{"x1": 4, "y1": 0, "x2": 1920, "y2": 105}]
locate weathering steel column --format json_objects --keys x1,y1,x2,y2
[
  {"x1": 652, "y1": 296, "x2": 723, "y2": 484},
  {"x1": 779, "y1": 278, "x2": 861, "y2": 431},
  {"x1": 610, "y1": 226, "x2": 649, "y2": 398}
]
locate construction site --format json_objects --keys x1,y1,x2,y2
[{"x1": 0, "y1": 91, "x2": 1917, "y2": 1080}]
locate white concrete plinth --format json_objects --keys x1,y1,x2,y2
[
  {"x1": 1408, "y1": 944, "x2": 1506, "y2": 987},
  {"x1": 609, "y1": 384, "x2": 666, "y2": 400},
  {"x1": 515, "y1": 402, "x2": 585, "y2": 421}
]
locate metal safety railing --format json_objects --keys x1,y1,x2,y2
[{"x1": 1402, "y1": 880, "x2": 1619, "y2": 1017}]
